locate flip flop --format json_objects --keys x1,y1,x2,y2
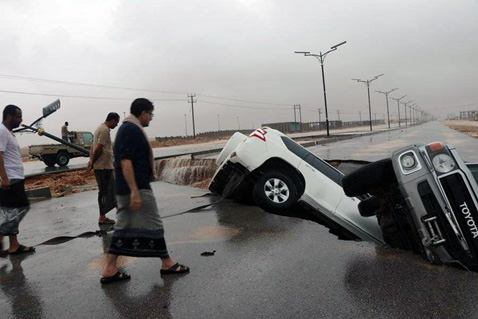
[
  {"x1": 99, "y1": 218, "x2": 116, "y2": 225},
  {"x1": 9, "y1": 245, "x2": 36, "y2": 255},
  {"x1": 100, "y1": 271, "x2": 131, "y2": 284},
  {"x1": 160, "y1": 263, "x2": 190, "y2": 275}
]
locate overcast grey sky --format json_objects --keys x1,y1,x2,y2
[{"x1": 1, "y1": 0, "x2": 477, "y2": 146}]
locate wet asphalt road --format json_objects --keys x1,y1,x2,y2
[
  {"x1": 310, "y1": 121, "x2": 478, "y2": 162},
  {"x1": 3, "y1": 121, "x2": 478, "y2": 318}
]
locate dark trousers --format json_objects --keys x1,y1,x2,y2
[{"x1": 94, "y1": 170, "x2": 116, "y2": 216}]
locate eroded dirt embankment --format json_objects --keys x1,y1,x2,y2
[
  {"x1": 25, "y1": 158, "x2": 217, "y2": 197},
  {"x1": 443, "y1": 120, "x2": 478, "y2": 138}
]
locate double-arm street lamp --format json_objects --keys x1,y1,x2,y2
[
  {"x1": 409, "y1": 103, "x2": 417, "y2": 124},
  {"x1": 376, "y1": 88, "x2": 398, "y2": 129},
  {"x1": 389, "y1": 95, "x2": 406, "y2": 127},
  {"x1": 401, "y1": 100, "x2": 414, "y2": 126},
  {"x1": 295, "y1": 41, "x2": 347, "y2": 137},
  {"x1": 352, "y1": 74, "x2": 384, "y2": 131}
]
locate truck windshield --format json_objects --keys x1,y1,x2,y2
[{"x1": 82, "y1": 133, "x2": 93, "y2": 144}]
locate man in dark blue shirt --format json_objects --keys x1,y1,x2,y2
[{"x1": 100, "y1": 98, "x2": 190, "y2": 284}]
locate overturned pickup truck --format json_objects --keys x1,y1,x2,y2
[
  {"x1": 209, "y1": 127, "x2": 478, "y2": 271},
  {"x1": 209, "y1": 128, "x2": 385, "y2": 244},
  {"x1": 343, "y1": 142, "x2": 478, "y2": 271}
]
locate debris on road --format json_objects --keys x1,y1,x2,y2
[{"x1": 25, "y1": 169, "x2": 96, "y2": 197}]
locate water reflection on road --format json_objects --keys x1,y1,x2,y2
[{"x1": 310, "y1": 122, "x2": 478, "y2": 162}]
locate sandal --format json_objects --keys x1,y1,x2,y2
[
  {"x1": 99, "y1": 218, "x2": 116, "y2": 225},
  {"x1": 100, "y1": 271, "x2": 131, "y2": 284},
  {"x1": 160, "y1": 263, "x2": 190, "y2": 275},
  {"x1": 9, "y1": 245, "x2": 36, "y2": 255}
]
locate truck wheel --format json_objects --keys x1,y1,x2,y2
[
  {"x1": 56, "y1": 153, "x2": 70, "y2": 167},
  {"x1": 342, "y1": 158, "x2": 396, "y2": 197},
  {"x1": 43, "y1": 156, "x2": 56, "y2": 167},
  {"x1": 253, "y1": 171, "x2": 299, "y2": 212}
]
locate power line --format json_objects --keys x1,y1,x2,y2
[
  {"x1": 0, "y1": 73, "x2": 293, "y2": 107},
  {"x1": 200, "y1": 100, "x2": 290, "y2": 110},
  {"x1": 0, "y1": 89, "x2": 185, "y2": 101},
  {"x1": 0, "y1": 73, "x2": 187, "y2": 96},
  {"x1": 197, "y1": 93, "x2": 291, "y2": 107}
]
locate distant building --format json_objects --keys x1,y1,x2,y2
[{"x1": 459, "y1": 110, "x2": 478, "y2": 120}]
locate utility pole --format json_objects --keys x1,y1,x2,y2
[
  {"x1": 184, "y1": 113, "x2": 188, "y2": 136},
  {"x1": 188, "y1": 94, "x2": 197, "y2": 138},
  {"x1": 337, "y1": 110, "x2": 341, "y2": 121},
  {"x1": 352, "y1": 74, "x2": 384, "y2": 132},
  {"x1": 217, "y1": 114, "x2": 220, "y2": 131},
  {"x1": 294, "y1": 104, "x2": 302, "y2": 132},
  {"x1": 299, "y1": 104, "x2": 302, "y2": 127},
  {"x1": 295, "y1": 41, "x2": 347, "y2": 137},
  {"x1": 376, "y1": 88, "x2": 398, "y2": 129},
  {"x1": 318, "y1": 108, "x2": 322, "y2": 130},
  {"x1": 374, "y1": 113, "x2": 377, "y2": 121},
  {"x1": 390, "y1": 95, "x2": 406, "y2": 127},
  {"x1": 237, "y1": 116, "x2": 240, "y2": 130},
  {"x1": 359, "y1": 111, "x2": 362, "y2": 121}
]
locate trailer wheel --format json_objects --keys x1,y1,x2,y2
[
  {"x1": 43, "y1": 156, "x2": 56, "y2": 167},
  {"x1": 56, "y1": 152, "x2": 70, "y2": 167}
]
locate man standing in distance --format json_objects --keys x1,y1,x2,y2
[
  {"x1": 61, "y1": 121, "x2": 70, "y2": 142},
  {"x1": 101, "y1": 98, "x2": 189, "y2": 284},
  {"x1": 89, "y1": 112, "x2": 120, "y2": 225},
  {"x1": 0, "y1": 105, "x2": 35, "y2": 256}
]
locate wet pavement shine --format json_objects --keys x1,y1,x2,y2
[
  {"x1": 310, "y1": 121, "x2": 478, "y2": 162},
  {"x1": 3, "y1": 121, "x2": 478, "y2": 318}
]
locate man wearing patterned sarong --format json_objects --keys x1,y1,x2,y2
[
  {"x1": 0, "y1": 105, "x2": 35, "y2": 256},
  {"x1": 101, "y1": 98, "x2": 190, "y2": 284}
]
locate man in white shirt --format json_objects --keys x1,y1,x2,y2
[{"x1": 0, "y1": 105, "x2": 35, "y2": 256}]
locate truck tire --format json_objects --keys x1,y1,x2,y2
[
  {"x1": 253, "y1": 171, "x2": 299, "y2": 212},
  {"x1": 56, "y1": 152, "x2": 70, "y2": 167},
  {"x1": 43, "y1": 155, "x2": 56, "y2": 167},
  {"x1": 342, "y1": 158, "x2": 396, "y2": 197}
]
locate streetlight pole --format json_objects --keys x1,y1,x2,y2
[
  {"x1": 390, "y1": 95, "x2": 406, "y2": 127},
  {"x1": 352, "y1": 74, "x2": 384, "y2": 131},
  {"x1": 237, "y1": 116, "x2": 240, "y2": 130},
  {"x1": 409, "y1": 103, "x2": 416, "y2": 125},
  {"x1": 295, "y1": 41, "x2": 347, "y2": 137},
  {"x1": 401, "y1": 100, "x2": 413, "y2": 126},
  {"x1": 376, "y1": 88, "x2": 398, "y2": 129}
]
